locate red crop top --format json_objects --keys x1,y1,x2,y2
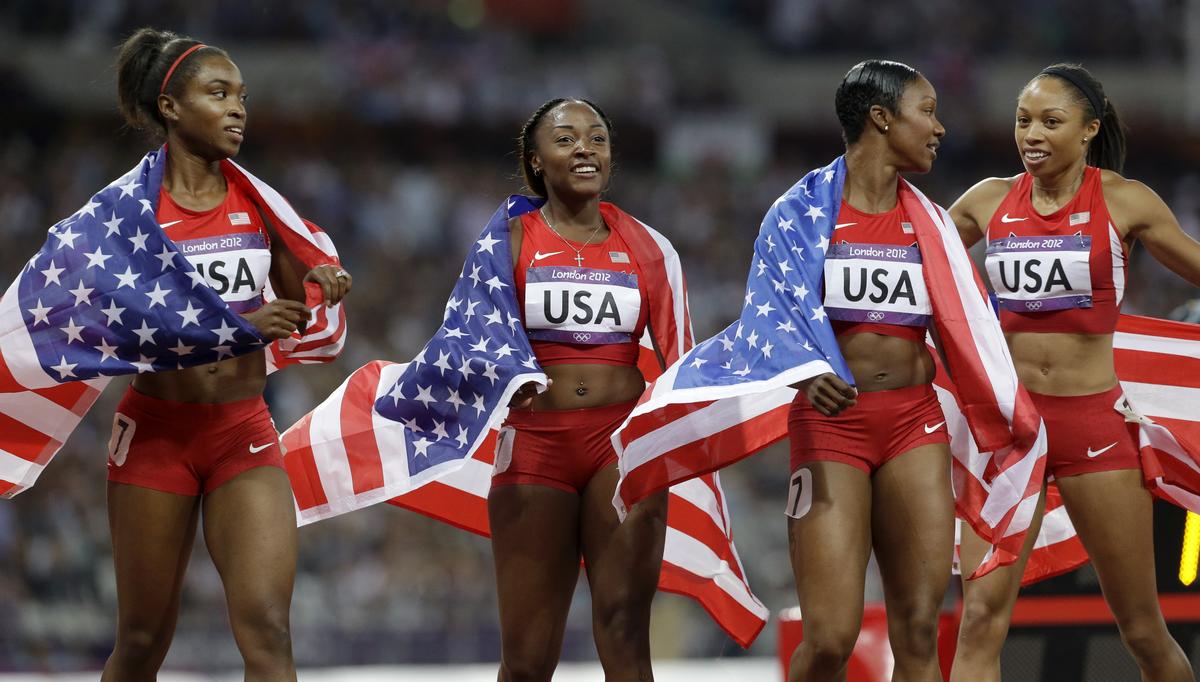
[
  {"x1": 984, "y1": 167, "x2": 1127, "y2": 334},
  {"x1": 158, "y1": 175, "x2": 271, "y2": 314},
  {"x1": 823, "y1": 199, "x2": 931, "y2": 344},
  {"x1": 514, "y1": 206, "x2": 650, "y2": 367}
]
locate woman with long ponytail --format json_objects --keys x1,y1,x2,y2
[{"x1": 948, "y1": 63, "x2": 1200, "y2": 681}]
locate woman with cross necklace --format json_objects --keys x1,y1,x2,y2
[{"x1": 487, "y1": 97, "x2": 689, "y2": 682}]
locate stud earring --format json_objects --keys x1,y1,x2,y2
[
  {"x1": 1082, "y1": 137, "x2": 1089, "y2": 144},
  {"x1": 884, "y1": 124, "x2": 890, "y2": 133}
]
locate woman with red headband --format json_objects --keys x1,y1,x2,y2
[
  {"x1": 949, "y1": 63, "x2": 1200, "y2": 682},
  {"x1": 101, "y1": 28, "x2": 351, "y2": 680}
]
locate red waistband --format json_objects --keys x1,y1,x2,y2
[{"x1": 1026, "y1": 383, "x2": 1124, "y2": 405}]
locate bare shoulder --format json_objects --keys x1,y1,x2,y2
[
  {"x1": 948, "y1": 175, "x2": 1020, "y2": 244},
  {"x1": 1099, "y1": 168, "x2": 1161, "y2": 203},
  {"x1": 955, "y1": 175, "x2": 1020, "y2": 209},
  {"x1": 1099, "y1": 169, "x2": 1170, "y2": 232}
]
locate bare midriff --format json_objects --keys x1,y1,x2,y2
[{"x1": 837, "y1": 332, "x2": 935, "y2": 393}]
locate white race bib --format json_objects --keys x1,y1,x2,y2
[
  {"x1": 823, "y1": 243, "x2": 931, "y2": 326},
  {"x1": 175, "y1": 232, "x2": 271, "y2": 313},
  {"x1": 524, "y1": 266, "x2": 641, "y2": 344},
  {"x1": 985, "y1": 234, "x2": 1093, "y2": 312}
]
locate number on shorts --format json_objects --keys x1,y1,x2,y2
[
  {"x1": 108, "y1": 413, "x2": 136, "y2": 467},
  {"x1": 785, "y1": 468, "x2": 813, "y2": 519}
]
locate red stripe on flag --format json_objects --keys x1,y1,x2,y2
[
  {"x1": 282, "y1": 413, "x2": 328, "y2": 511},
  {"x1": 1117, "y1": 314, "x2": 1200, "y2": 341},
  {"x1": 1115, "y1": 351, "x2": 1200, "y2": 388},
  {"x1": 657, "y1": 562, "x2": 765, "y2": 649},
  {"x1": 667, "y1": 493, "x2": 746, "y2": 582},
  {"x1": 388, "y1": 481, "x2": 490, "y2": 536},
  {"x1": 619, "y1": 398, "x2": 718, "y2": 447},
  {"x1": 340, "y1": 363, "x2": 385, "y2": 495},
  {"x1": 0, "y1": 411, "x2": 57, "y2": 462}
]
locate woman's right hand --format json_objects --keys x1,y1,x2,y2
[
  {"x1": 793, "y1": 372, "x2": 857, "y2": 417},
  {"x1": 242, "y1": 299, "x2": 310, "y2": 341},
  {"x1": 508, "y1": 379, "x2": 551, "y2": 409}
]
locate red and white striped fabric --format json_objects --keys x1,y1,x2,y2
[
  {"x1": 0, "y1": 155, "x2": 345, "y2": 498},
  {"x1": 1016, "y1": 314, "x2": 1200, "y2": 584},
  {"x1": 612, "y1": 170, "x2": 1047, "y2": 580},
  {"x1": 280, "y1": 202, "x2": 768, "y2": 647}
]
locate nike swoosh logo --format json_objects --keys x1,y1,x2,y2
[
  {"x1": 248, "y1": 441, "x2": 275, "y2": 454},
  {"x1": 533, "y1": 251, "x2": 563, "y2": 261},
  {"x1": 833, "y1": 222, "x2": 856, "y2": 230},
  {"x1": 160, "y1": 220, "x2": 183, "y2": 228},
  {"x1": 924, "y1": 421, "x2": 945, "y2": 434},
  {"x1": 1086, "y1": 442, "x2": 1118, "y2": 458},
  {"x1": 1000, "y1": 214, "x2": 1028, "y2": 223}
]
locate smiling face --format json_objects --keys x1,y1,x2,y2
[
  {"x1": 885, "y1": 75, "x2": 945, "y2": 174},
  {"x1": 1015, "y1": 76, "x2": 1100, "y2": 177},
  {"x1": 527, "y1": 101, "x2": 611, "y2": 203},
  {"x1": 159, "y1": 54, "x2": 247, "y2": 160}
]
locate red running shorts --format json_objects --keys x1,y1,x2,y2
[
  {"x1": 1029, "y1": 384, "x2": 1140, "y2": 479},
  {"x1": 788, "y1": 382, "x2": 949, "y2": 475},
  {"x1": 107, "y1": 387, "x2": 284, "y2": 496},
  {"x1": 492, "y1": 399, "x2": 637, "y2": 494}
]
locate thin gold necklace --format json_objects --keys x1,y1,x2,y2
[{"x1": 540, "y1": 206, "x2": 604, "y2": 268}]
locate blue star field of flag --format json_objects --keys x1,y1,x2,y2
[
  {"x1": 15, "y1": 148, "x2": 264, "y2": 383},
  {"x1": 373, "y1": 196, "x2": 547, "y2": 476},
  {"x1": 672, "y1": 156, "x2": 855, "y2": 390}
]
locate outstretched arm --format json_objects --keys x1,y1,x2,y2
[{"x1": 1110, "y1": 176, "x2": 1200, "y2": 287}]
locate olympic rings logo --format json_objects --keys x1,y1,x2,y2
[
  {"x1": 573, "y1": 332, "x2": 592, "y2": 342},
  {"x1": 867, "y1": 312, "x2": 885, "y2": 322},
  {"x1": 1025, "y1": 301, "x2": 1043, "y2": 310}
]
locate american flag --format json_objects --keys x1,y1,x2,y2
[
  {"x1": 1008, "y1": 314, "x2": 1200, "y2": 584},
  {"x1": 281, "y1": 196, "x2": 770, "y2": 647},
  {"x1": 0, "y1": 146, "x2": 346, "y2": 496},
  {"x1": 612, "y1": 156, "x2": 1047, "y2": 579}
]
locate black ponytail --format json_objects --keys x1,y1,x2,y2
[
  {"x1": 1032, "y1": 63, "x2": 1127, "y2": 173},
  {"x1": 115, "y1": 27, "x2": 227, "y2": 139},
  {"x1": 517, "y1": 98, "x2": 614, "y2": 197}
]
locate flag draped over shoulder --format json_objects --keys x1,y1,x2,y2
[
  {"x1": 1014, "y1": 314, "x2": 1200, "y2": 584},
  {"x1": 612, "y1": 156, "x2": 1047, "y2": 578},
  {"x1": 280, "y1": 196, "x2": 769, "y2": 647},
  {"x1": 0, "y1": 146, "x2": 345, "y2": 497}
]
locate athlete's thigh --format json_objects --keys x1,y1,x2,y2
[
  {"x1": 488, "y1": 483, "x2": 582, "y2": 645},
  {"x1": 958, "y1": 484, "x2": 1046, "y2": 611},
  {"x1": 578, "y1": 464, "x2": 666, "y2": 601},
  {"x1": 871, "y1": 444, "x2": 955, "y2": 608},
  {"x1": 787, "y1": 461, "x2": 873, "y2": 617},
  {"x1": 201, "y1": 466, "x2": 298, "y2": 616},
  {"x1": 107, "y1": 482, "x2": 201, "y2": 628},
  {"x1": 1054, "y1": 470, "x2": 1160, "y2": 616}
]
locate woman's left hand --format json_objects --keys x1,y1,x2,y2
[{"x1": 303, "y1": 264, "x2": 353, "y2": 307}]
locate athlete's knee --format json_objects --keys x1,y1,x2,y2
[
  {"x1": 888, "y1": 604, "x2": 941, "y2": 659},
  {"x1": 1115, "y1": 615, "x2": 1174, "y2": 663},
  {"x1": 500, "y1": 649, "x2": 559, "y2": 682},
  {"x1": 111, "y1": 624, "x2": 172, "y2": 668},
  {"x1": 799, "y1": 621, "x2": 860, "y2": 671},
  {"x1": 957, "y1": 597, "x2": 1011, "y2": 649},
  {"x1": 232, "y1": 605, "x2": 293, "y2": 662}
]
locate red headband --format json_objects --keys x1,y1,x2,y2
[{"x1": 159, "y1": 43, "x2": 207, "y2": 95}]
